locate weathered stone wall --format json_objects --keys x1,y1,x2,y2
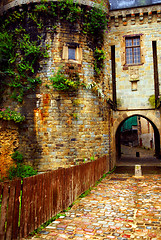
[
  {"x1": 0, "y1": 121, "x2": 19, "y2": 178},
  {"x1": 23, "y1": 21, "x2": 111, "y2": 171},
  {"x1": 108, "y1": 6, "x2": 161, "y2": 110},
  {"x1": 0, "y1": 0, "x2": 112, "y2": 173},
  {"x1": 107, "y1": 5, "x2": 161, "y2": 166}
]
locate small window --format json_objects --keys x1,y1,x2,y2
[
  {"x1": 62, "y1": 44, "x2": 82, "y2": 63},
  {"x1": 68, "y1": 47, "x2": 76, "y2": 60},
  {"x1": 125, "y1": 37, "x2": 141, "y2": 65}
]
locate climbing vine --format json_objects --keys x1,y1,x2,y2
[
  {"x1": 82, "y1": 5, "x2": 108, "y2": 42},
  {"x1": 94, "y1": 47, "x2": 106, "y2": 76},
  {"x1": 0, "y1": 0, "x2": 108, "y2": 99},
  {"x1": 0, "y1": 10, "x2": 49, "y2": 103}
]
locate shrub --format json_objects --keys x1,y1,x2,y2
[
  {"x1": 11, "y1": 150, "x2": 23, "y2": 163},
  {"x1": 50, "y1": 66, "x2": 80, "y2": 91},
  {"x1": 0, "y1": 108, "x2": 25, "y2": 123},
  {"x1": 148, "y1": 95, "x2": 160, "y2": 108},
  {"x1": 8, "y1": 164, "x2": 37, "y2": 180},
  {"x1": 8, "y1": 151, "x2": 37, "y2": 180}
]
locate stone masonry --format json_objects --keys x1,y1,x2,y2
[
  {"x1": 108, "y1": 5, "x2": 161, "y2": 166},
  {"x1": 1, "y1": 0, "x2": 161, "y2": 176},
  {"x1": 0, "y1": 0, "x2": 112, "y2": 177}
]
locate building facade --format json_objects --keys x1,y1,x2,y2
[{"x1": 0, "y1": 0, "x2": 161, "y2": 178}]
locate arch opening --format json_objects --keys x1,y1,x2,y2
[{"x1": 115, "y1": 114, "x2": 160, "y2": 166}]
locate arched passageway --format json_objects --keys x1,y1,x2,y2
[{"x1": 115, "y1": 114, "x2": 161, "y2": 166}]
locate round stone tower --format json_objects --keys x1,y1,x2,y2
[{"x1": 0, "y1": 0, "x2": 111, "y2": 175}]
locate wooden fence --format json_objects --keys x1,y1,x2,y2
[{"x1": 0, "y1": 156, "x2": 109, "y2": 240}]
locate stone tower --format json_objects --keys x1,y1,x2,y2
[{"x1": 0, "y1": 0, "x2": 112, "y2": 177}]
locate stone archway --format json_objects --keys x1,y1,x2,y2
[{"x1": 113, "y1": 110, "x2": 161, "y2": 165}]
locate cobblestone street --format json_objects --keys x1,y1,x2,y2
[{"x1": 30, "y1": 173, "x2": 161, "y2": 240}]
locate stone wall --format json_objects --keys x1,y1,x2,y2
[
  {"x1": 22, "y1": 20, "x2": 111, "y2": 171},
  {"x1": 0, "y1": 0, "x2": 112, "y2": 173},
  {"x1": 107, "y1": 5, "x2": 161, "y2": 165},
  {"x1": 0, "y1": 121, "x2": 19, "y2": 178},
  {"x1": 108, "y1": 6, "x2": 161, "y2": 110}
]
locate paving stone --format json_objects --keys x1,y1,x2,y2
[
  {"x1": 30, "y1": 174, "x2": 161, "y2": 240},
  {"x1": 38, "y1": 231, "x2": 50, "y2": 235}
]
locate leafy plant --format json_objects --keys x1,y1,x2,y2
[
  {"x1": 0, "y1": 10, "x2": 48, "y2": 103},
  {"x1": 8, "y1": 151, "x2": 37, "y2": 180},
  {"x1": 72, "y1": 113, "x2": 78, "y2": 120},
  {"x1": 8, "y1": 164, "x2": 37, "y2": 180},
  {"x1": 82, "y1": 6, "x2": 108, "y2": 41},
  {"x1": 90, "y1": 155, "x2": 95, "y2": 161},
  {"x1": 148, "y1": 95, "x2": 160, "y2": 108},
  {"x1": 11, "y1": 151, "x2": 23, "y2": 163},
  {"x1": 50, "y1": 66, "x2": 80, "y2": 91},
  {"x1": 58, "y1": 0, "x2": 82, "y2": 23},
  {"x1": 94, "y1": 47, "x2": 106, "y2": 76},
  {"x1": 0, "y1": 108, "x2": 25, "y2": 123}
]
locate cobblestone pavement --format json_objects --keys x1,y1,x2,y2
[{"x1": 30, "y1": 174, "x2": 161, "y2": 240}]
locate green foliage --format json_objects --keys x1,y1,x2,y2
[
  {"x1": 0, "y1": 10, "x2": 48, "y2": 103},
  {"x1": 8, "y1": 164, "x2": 37, "y2": 180},
  {"x1": 83, "y1": 6, "x2": 108, "y2": 40},
  {"x1": 0, "y1": 108, "x2": 25, "y2": 123},
  {"x1": 58, "y1": 0, "x2": 82, "y2": 23},
  {"x1": 11, "y1": 151, "x2": 23, "y2": 163},
  {"x1": 72, "y1": 113, "x2": 78, "y2": 120},
  {"x1": 0, "y1": 0, "x2": 108, "y2": 102},
  {"x1": 0, "y1": 32, "x2": 14, "y2": 71},
  {"x1": 148, "y1": 95, "x2": 160, "y2": 108},
  {"x1": 8, "y1": 151, "x2": 37, "y2": 180},
  {"x1": 94, "y1": 47, "x2": 106, "y2": 75},
  {"x1": 90, "y1": 155, "x2": 95, "y2": 161},
  {"x1": 50, "y1": 67, "x2": 80, "y2": 91}
]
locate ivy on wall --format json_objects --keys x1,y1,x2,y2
[
  {"x1": 50, "y1": 65, "x2": 80, "y2": 91},
  {"x1": 0, "y1": 0, "x2": 108, "y2": 100},
  {"x1": 0, "y1": 108, "x2": 25, "y2": 123},
  {"x1": 94, "y1": 47, "x2": 106, "y2": 76},
  {"x1": 0, "y1": 11, "x2": 49, "y2": 103}
]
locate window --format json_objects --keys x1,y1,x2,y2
[
  {"x1": 62, "y1": 43, "x2": 82, "y2": 63},
  {"x1": 125, "y1": 37, "x2": 141, "y2": 65},
  {"x1": 68, "y1": 47, "x2": 76, "y2": 60}
]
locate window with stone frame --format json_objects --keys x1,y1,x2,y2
[
  {"x1": 125, "y1": 36, "x2": 141, "y2": 65},
  {"x1": 62, "y1": 43, "x2": 82, "y2": 63}
]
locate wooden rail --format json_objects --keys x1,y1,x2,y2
[{"x1": 0, "y1": 156, "x2": 108, "y2": 239}]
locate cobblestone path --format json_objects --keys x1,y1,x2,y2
[{"x1": 30, "y1": 174, "x2": 161, "y2": 239}]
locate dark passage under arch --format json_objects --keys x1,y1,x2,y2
[{"x1": 116, "y1": 115, "x2": 160, "y2": 163}]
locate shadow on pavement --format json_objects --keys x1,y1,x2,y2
[{"x1": 114, "y1": 166, "x2": 161, "y2": 175}]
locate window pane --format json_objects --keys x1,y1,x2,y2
[
  {"x1": 134, "y1": 47, "x2": 141, "y2": 64},
  {"x1": 126, "y1": 48, "x2": 133, "y2": 64},
  {"x1": 68, "y1": 48, "x2": 75, "y2": 60},
  {"x1": 126, "y1": 39, "x2": 132, "y2": 47},
  {"x1": 133, "y1": 38, "x2": 140, "y2": 46}
]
